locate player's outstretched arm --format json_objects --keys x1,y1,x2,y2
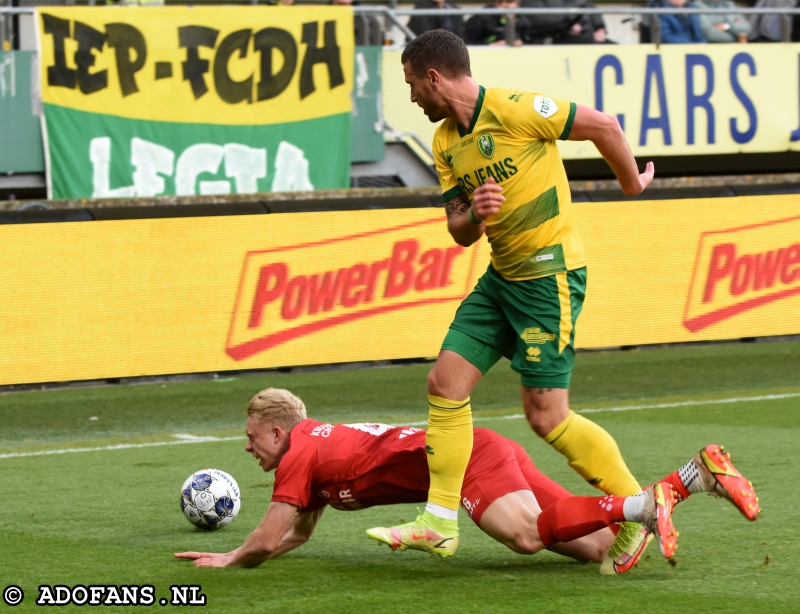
[
  {"x1": 174, "y1": 501, "x2": 298, "y2": 568},
  {"x1": 445, "y1": 183, "x2": 503, "y2": 247},
  {"x1": 267, "y1": 507, "x2": 325, "y2": 559},
  {"x1": 567, "y1": 105, "x2": 654, "y2": 197}
]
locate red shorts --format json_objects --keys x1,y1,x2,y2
[{"x1": 460, "y1": 428, "x2": 572, "y2": 525}]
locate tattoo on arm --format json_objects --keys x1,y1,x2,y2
[{"x1": 444, "y1": 193, "x2": 470, "y2": 220}]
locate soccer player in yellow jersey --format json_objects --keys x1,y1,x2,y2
[{"x1": 366, "y1": 29, "x2": 657, "y2": 574}]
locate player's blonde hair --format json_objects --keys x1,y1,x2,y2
[{"x1": 246, "y1": 388, "x2": 307, "y2": 431}]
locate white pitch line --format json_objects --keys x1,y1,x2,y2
[
  {"x1": 1, "y1": 392, "x2": 797, "y2": 461},
  {"x1": 172, "y1": 433, "x2": 226, "y2": 442},
  {"x1": 575, "y1": 392, "x2": 800, "y2": 414},
  {"x1": 0, "y1": 435, "x2": 245, "y2": 460},
  {"x1": 410, "y1": 392, "x2": 800, "y2": 425}
]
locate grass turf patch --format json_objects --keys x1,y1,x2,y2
[
  {"x1": 2, "y1": 340, "x2": 799, "y2": 448},
  {"x1": 1, "y1": 340, "x2": 799, "y2": 612}
]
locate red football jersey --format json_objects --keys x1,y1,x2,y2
[
  {"x1": 271, "y1": 419, "x2": 432, "y2": 512},
  {"x1": 270, "y1": 419, "x2": 572, "y2": 524}
]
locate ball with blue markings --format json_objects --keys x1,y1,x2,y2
[{"x1": 180, "y1": 468, "x2": 241, "y2": 530}]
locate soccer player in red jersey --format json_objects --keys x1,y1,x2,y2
[{"x1": 175, "y1": 389, "x2": 758, "y2": 570}]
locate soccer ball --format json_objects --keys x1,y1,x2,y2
[{"x1": 180, "y1": 468, "x2": 241, "y2": 530}]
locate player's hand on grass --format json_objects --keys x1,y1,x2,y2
[
  {"x1": 174, "y1": 550, "x2": 238, "y2": 567},
  {"x1": 471, "y1": 177, "x2": 505, "y2": 222}
]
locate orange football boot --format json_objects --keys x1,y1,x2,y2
[
  {"x1": 695, "y1": 444, "x2": 760, "y2": 521},
  {"x1": 640, "y1": 482, "x2": 679, "y2": 559}
]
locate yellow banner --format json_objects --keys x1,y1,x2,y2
[
  {"x1": 576, "y1": 195, "x2": 800, "y2": 346},
  {"x1": 0, "y1": 210, "x2": 489, "y2": 385},
  {"x1": 383, "y1": 45, "x2": 800, "y2": 159},
  {"x1": 1, "y1": 196, "x2": 798, "y2": 385},
  {"x1": 37, "y1": 6, "x2": 354, "y2": 125}
]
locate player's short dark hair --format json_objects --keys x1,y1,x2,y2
[{"x1": 401, "y1": 29, "x2": 471, "y2": 79}]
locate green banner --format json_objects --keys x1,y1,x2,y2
[
  {"x1": 45, "y1": 105, "x2": 350, "y2": 199},
  {"x1": 37, "y1": 6, "x2": 354, "y2": 199}
]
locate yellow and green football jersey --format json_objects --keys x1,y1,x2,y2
[{"x1": 433, "y1": 86, "x2": 587, "y2": 281}]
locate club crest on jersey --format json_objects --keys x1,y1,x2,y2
[{"x1": 477, "y1": 133, "x2": 495, "y2": 159}]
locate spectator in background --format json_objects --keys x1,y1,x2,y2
[
  {"x1": 330, "y1": 0, "x2": 383, "y2": 45},
  {"x1": 651, "y1": 0, "x2": 707, "y2": 42},
  {"x1": 552, "y1": 5, "x2": 609, "y2": 43},
  {"x1": 521, "y1": 0, "x2": 610, "y2": 44},
  {"x1": 465, "y1": 0, "x2": 531, "y2": 45},
  {"x1": 408, "y1": 0, "x2": 466, "y2": 39},
  {"x1": 747, "y1": 0, "x2": 795, "y2": 42},
  {"x1": 757, "y1": 0, "x2": 800, "y2": 41},
  {"x1": 518, "y1": 0, "x2": 580, "y2": 42},
  {"x1": 695, "y1": 0, "x2": 751, "y2": 41}
]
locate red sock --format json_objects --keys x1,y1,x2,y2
[
  {"x1": 537, "y1": 494, "x2": 628, "y2": 547},
  {"x1": 656, "y1": 471, "x2": 691, "y2": 502}
]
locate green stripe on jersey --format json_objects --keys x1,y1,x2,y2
[
  {"x1": 442, "y1": 185, "x2": 463, "y2": 202},
  {"x1": 509, "y1": 244, "x2": 566, "y2": 279},
  {"x1": 493, "y1": 186, "x2": 560, "y2": 237},
  {"x1": 458, "y1": 86, "x2": 486, "y2": 138},
  {"x1": 558, "y1": 102, "x2": 577, "y2": 140}
]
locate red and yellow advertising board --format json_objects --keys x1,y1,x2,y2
[
  {"x1": 575, "y1": 195, "x2": 800, "y2": 347},
  {"x1": 0, "y1": 194, "x2": 798, "y2": 386}
]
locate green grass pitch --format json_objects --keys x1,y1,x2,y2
[{"x1": 2, "y1": 340, "x2": 800, "y2": 612}]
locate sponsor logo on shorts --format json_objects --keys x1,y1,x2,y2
[
  {"x1": 683, "y1": 214, "x2": 800, "y2": 332},
  {"x1": 525, "y1": 347, "x2": 542, "y2": 362},
  {"x1": 533, "y1": 95, "x2": 558, "y2": 119},
  {"x1": 535, "y1": 254, "x2": 554, "y2": 262},
  {"x1": 522, "y1": 328, "x2": 554, "y2": 361},
  {"x1": 520, "y1": 328, "x2": 556, "y2": 344},
  {"x1": 225, "y1": 219, "x2": 482, "y2": 361}
]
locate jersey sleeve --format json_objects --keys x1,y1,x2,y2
[
  {"x1": 301, "y1": 493, "x2": 328, "y2": 513},
  {"x1": 271, "y1": 433, "x2": 318, "y2": 509},
  {"x1": 514, "y1": 93, "x2": 576, "y2": 142},
  {"x1": 433, "y1": 129, "x2": 462, "y2": 203}
]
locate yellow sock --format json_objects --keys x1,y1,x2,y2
[
  {"x1": 544, "y1": 410, "x2": 641, "y2": 496},
  {"x1": 426, "y1": 394, "x2": 473, "y2": 511}
]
